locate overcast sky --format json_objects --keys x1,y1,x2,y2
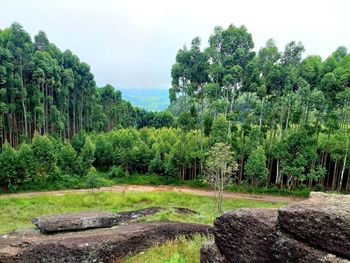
[{"x1": 1, "y1": 0, "x2": 349, "y2": 89}]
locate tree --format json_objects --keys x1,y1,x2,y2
[
  {"x1": 57, "y1": 141, "x2": 78, "y2": 176},
  {"x1": 0, "y1": 143, "x2": 18, "y2": 187},
  {"x1": 205, "y1": 143, "x2": 238, "y2": 212},
  {"x1": 79, "y1": 136, "x2": 95, "y2": 175},
  {"x1": 245, "y1": 146, "x2": 268, "y2": 186},
  {"x1": 276, "y1": 130, "x2": 316, "y2": 189},
  {"x1": 210, "y1": 114, "x2": 229, "y2": 144},
  {"x1": 31, "y1": 134, "x2": 57, "y2": 182}
]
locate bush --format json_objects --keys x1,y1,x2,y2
[
  {"x1": 58, "y1": 174, "x2": 82, "y2": 189},
  {"x1": 108, "y1": 166, "x2": 124, "y2": 178},
  {"x1": 313, "y1": 183, "x2": 324, "y2": 192},
  {"x1": 298, "y1": 183, "x2": 307, "y2": 190},
  {"x1": 84, "y1": 167, "x2": 106, "y2": 189}
]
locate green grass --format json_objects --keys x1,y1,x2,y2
[
  {"x1": 0, "y1": 191, "x2": 282, "y2": 235},
  {"x1": 227, "y1": 184, "x2": 311, "y2": 198},
  {"x1": 0, "y1": 191, "x2": 284, "y2": 263},
  {"x1": 125, "y1": 234, "x2": 211, "y2": 263}
]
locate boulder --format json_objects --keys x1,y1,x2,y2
[
  {"x1": 200, "y1": 241, "x2": 227, "y2": 263},
  {"x1": 0, "y1": 221, "x2": 212, "y2": 263},
  {"x1": 278, "y1": 192, "x2": 350, "y2": 258},
  {"x1": 274, "y1": 233, "x2": 350, "y2": 263},
  {"x1": 32, "y1": 211, "x2": 119, "y2": 233},
  {"x1": 32, "y1": 207, "x2": 162, "y2": 233},
  {"x1": 213, "y1": 208, "x2": 278, "y2": 263}
]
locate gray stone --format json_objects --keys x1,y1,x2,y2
[
  {"x1": 278, "y1": 192, "x2": 350, "y2": 259},
  {"x1": 274, "y1": 233, "x2": 350, "y2": 263},
  {"x1": 200, "y1": 241, "x2": 227, "y2": 263},
  {"x1": 214, "y1": 208, "x2": 278, "y2": 263},
  {"x1": 0, "y1": 221, "x2": 212, "y2": 263},
  {"x1": 32, "y1": 207, "x2": 163, "y2": 233}
]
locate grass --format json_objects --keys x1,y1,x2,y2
[
  {"x1": 125, "y1": 234, "x2": 211, "y2": 263},
  {"x1": 0, "y1": 191, "x2": 284, "y2": 262},
  {"x1": 0, "y1": 191, "x2": 282, "y2": 235}
]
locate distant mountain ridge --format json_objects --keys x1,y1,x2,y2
[{"x1": 118, "y1": 87, "x2": 170, "y2": 111}]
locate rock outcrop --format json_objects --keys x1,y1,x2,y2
[
  {"x1": 0, "y1": 221, "x2": 212, "y2": 263},
  {"x1": 278, "y1": 192, "x2": 350, "y2": 258},
  {"x1": 214, "y1": 208, "x2": 278, "y2": 263},
  {"x1": 274, "y1": 234, "x2": 350, "y2": 263},
  {"x1": 32, "y1": 207, "x2": 162, "y2": 233},
  {"x1": 200, "y1": 241, "x2": 227, "y2": 263},
  {"x1": 201, "y1": 192, "x2": 350, "y2": 263}
]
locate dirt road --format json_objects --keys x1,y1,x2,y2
[{"x1": 0, "y1": 184, "x2": 305, "y2": 203}]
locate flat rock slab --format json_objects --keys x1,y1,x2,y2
[
  {"x1": 0, "y1": 221, "x2": 212, "y2": 263},
  {"x1": 200, "y1": 241, "x2": 228, "y2": 263},
  {"x1": 278, "y1": 192, "x2": 350, "y2": 259},
  {"x1": 32, "y1": 207, "x2": 163, "y2": 233},
  {"x1": 173, "y1": 207, "x2": 199, "y2": 215},
  {"x1": 115, "y1": 206, "x2": 163, "y2": 222},
  {"x1": 274, "y1": 233, "x2": 350, "y2": 263},
  {"x1": 214, "y1": 208, "x2": 278, "y2": 263}
]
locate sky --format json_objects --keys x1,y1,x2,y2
[{"x1": 1, "y1": 0, "x2": 349, "y2": 89}]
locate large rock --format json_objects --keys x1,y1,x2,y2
[
  {"x1": 274, "y1": 233, "x2": 350, "y2": 263},
  {"x1": 32, "y1": 207, "x2": 162, "y2": 233},
  {"x1": 200, "y1": 241, "x2": 227, "y2": 263},
  {"x1": 213, "y1": 208, "x2": 278, "y2": 263},
  {"x1": 278, "y1": 192, "x2": 350, "y2": 259},
  {"x1": 0, "y1": 221, "x2": 212, "y2": 263}
]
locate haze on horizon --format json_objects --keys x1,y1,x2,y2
[{"x1": 1, "y1": 0, "x2": 349, "y2": 89}]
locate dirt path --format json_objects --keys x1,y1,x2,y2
[{"x1": 0, "y1": 184, "x2": 305, "y2": 203}]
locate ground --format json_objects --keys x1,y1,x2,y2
[{"x1": 0, "y1": 186, "x2": 293, "y2": 262}]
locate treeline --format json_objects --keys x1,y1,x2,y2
[
  {"x1": 1, "y1": 22, "x2": 350, "y2": 193},
  {"x1": 0, "y1": 23, "x2": 173, "y2": 148},
  {"x1": 169, "y1": 24, "x2": 350, "y2": 191},
  {"x1": 0, "y1": 128, "x2": 200, "y2": 190}
]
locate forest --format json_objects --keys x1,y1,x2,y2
[{"x1": 0, "y1": 22, "x2": 350, "y2": 193}]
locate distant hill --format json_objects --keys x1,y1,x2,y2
[{"x1": 118, "y1": 87, "x2": 170, "y2": 111}]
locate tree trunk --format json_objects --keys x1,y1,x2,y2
[
  {"x1": 338, "y1": 137, "x2": 349, "y2": 191},
  {"x1": 332, "y1": 160, "x2": 338, "y2": 190},
  {"x1": 346, "y1": 168, "x2": 350, "y2": 192}
]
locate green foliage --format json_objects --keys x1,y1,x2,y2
[
  {"x1": 245, "y1": 146, "x2": 268, "y2": 186},
  {"x1": 84, "y1": 167, "x2": 106, "y2": 188},
  {"x1": 210, "y1": 114, "x2": 229, "y2": 144},
  {"x1": 79, "y1": 137, "x2": 96, "y2": 174},
  {"x1": 1, "y1": 22, "x2": 350, "y2": 194},
  {"x1": 31, "y1": 134, "x2": 57, "y2": 182},
  {"x1": 276, "y1": 130, "x2": 316, "y2": 189},
  {"x1": 108, "y1": 165, "x2": 124, "y2": 178},
  {"x1": 0, "y1": 144, "x2": 18, "y2": 187},
  {"x1": 0, "y1": 22, "x2": 143, "y2": 154},
  {"x1": 57, "y1": 142, "x2": 78, "y2": 176},
  {"x1": 205, "y1": 143, "x2": 238, "y2": 212}
]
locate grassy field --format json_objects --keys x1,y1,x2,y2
[
  {"x1": 10, "y1": 172, "x2": 311, "y2": 197},
  {"x1": 0, "y1": 191, "x2": 283, "y2": 262}
]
